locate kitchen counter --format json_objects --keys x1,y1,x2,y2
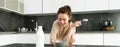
[
  {"x1": 0, "y1": 31, "x2": 36, "y2": 35},
  {"x1": 0, "y1": 31, "x2": 120, "y2": 35},
  {"x1": 44, "y1": 31, "x2": 120, "y2": 33},
  {"x1": 1, "y1": 44, "x2": 120, "y2": 47}
]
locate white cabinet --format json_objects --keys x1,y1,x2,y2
[
  {"x1": 85, "y1": 0, "x2": 109, "y2": 11},
  {"x1": 104, "y1": 33, "x2": 120, "y2": 46},
  {"x1": 0, "y1": 0, "x2": 23, "y2": 13},
  {"x1": 44, "y1": 33, "x2": 103, "y2": 45},
  {"x1": 18, "y1": 0, "x2": 24, "y2": 13},
  {"x1": 0, "y1": 34, "x2": 16, "y2": 46},
  {"x1": 43, "y1": 0, "x2": 84, "y2": 13},
  {"x1": 74, "y1": 33, "x2": 103, "y2": 45},
  {"x1": 24, "y1": 0, "x2": 42, "y2": 14},
  {"x1": 44, "y1": 34, "x2": 50, "y2": 44},
  {"x1": 0, "y1": 0, "x2": 4, "y2": 7},
  {"x1": 109, "y1": 0, "x2": 120, "y2": 10},
  {"x1": 43, "y1": 0, "x2": 63, "y2": 13},
  {"x1": 16, "y1": 34, "x2": 37, "y2": 44},
  {"x1": 63, "y1": 0, "x2": 85, "y2": 12},
  {"x1": 5, "y1": 0, "x2": 19, "y2": 12}
]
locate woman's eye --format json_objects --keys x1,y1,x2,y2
[
  {"x1": 63, "y1": 19, "x2": 66, "y2": 21},
  {"x1": 59, "y1": 19, "x2": 62, "y2": 21}
]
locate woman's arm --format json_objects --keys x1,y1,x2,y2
[
  {"x1": 50, "y1": 20, "x2": 58, "y2": 46},
  {"x1": 64, "y1": 25, "x2": 76, "y2": 46},
  {"x1": 73, "y1": 21, "x2": 82, "y2": 27}
]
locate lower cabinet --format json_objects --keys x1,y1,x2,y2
[
  {"x1": 0, "y1": 34, "x2": 16, "y2": 46},
  {"x1": 104, "y1": 33, "x2": 120, "y2": 46},
  {"x1": 16, "y1": 34, "x2": 37, "y2": 44},
  {"x1": 74, "y1": 33, "x2": 103, "y2": 45},
  {"x1": 1, "y1": 33, "x2": 120, "y2": 46}
]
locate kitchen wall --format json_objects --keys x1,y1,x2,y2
[
  {"x1": 1, "y1": 11, "x2": 119, "y2": 32},
  {"x1": 24, "y1": 12, "x2": 120, "y2": 33},
  {"x1": 0, "y1": 10, "x2": 24, "y2": 31}
]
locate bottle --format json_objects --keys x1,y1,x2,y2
[
  {"x1": 18, "y1": 27, "x2": 21, "y2": 32},
  {"x1": 36, "y1": 26, "x2": 44, "y2": 47}
]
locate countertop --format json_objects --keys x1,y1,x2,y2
[
  {"x1": 0, "y1": 31, "x2": 120, "y2": 35},
  {"x1": 1, "y1": 44, "x2": 120, "y2": 47}
]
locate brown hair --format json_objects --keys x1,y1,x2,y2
[{"x1": 57, "y1": 5, "x2": 72, "y2": 23}]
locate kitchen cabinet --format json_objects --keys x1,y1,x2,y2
[
  {"x1": 104, "y1": 33, "x2": 120, "y2": 46},
  {"x1": 0, "y1": 34, "x2": 16, "y2": 46},
  {"x1": 0, "y1": 0, "x2": 23, "y2": 13},
  {"x1": 5, "y1": 0, "x2": 18, "y2": 12},
  {"x1": 74, "y1": 33, "x2": 103, "y2": 45},
  {"x1": 0, "y1": 0, "x2": 4, "y2": 7},
  {"x1": 85, "y1": 0, "x2": 109, "y2": 11},
  {"x1": 43, "y1": 0, "x2": 63, "y2": 13},
  {"x1": 43, "y1": 0, "x2": 109, "y2": 13},
  {"x1": 63, "y1": 0, "x2": 84, "y2": 12},
  {"x1": 43, "y1": 0, "x2": 84, "y2": 13},
  {"x1": 16, "y1": 34, "x2": 37, "y2": 43},
  {"x1": 24, "y1": 0, "x2": 42, "y2": 14},
  {"x1": 18, "y1": 0, "x2": 24, "y2": 13},
  {"x1": 43, "y1": 33, "x2": 103, "y2": 45},
  {"x1": 109, "y1": 0, "x2": 120, "y2": 10}
]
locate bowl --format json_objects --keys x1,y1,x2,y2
[{"x1": 55, "y1": 41, "x2": 66, "y2": 47}]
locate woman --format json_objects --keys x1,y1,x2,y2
[{"x1": 50, "y1": 5, "x2": 82, "y2": 46}]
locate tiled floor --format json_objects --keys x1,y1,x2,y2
[{"x1": 0, "y1": 44, "x2": 120, "y2": 47}]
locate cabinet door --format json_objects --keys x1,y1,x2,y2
[
  {"x1": 109, "y1": 0, "x2": 120, "y2": 10},
  {"x1": 18, "y1": 0, "x2": 24, "y2": 13},
  {"x1": 85, "y1": 0, "x2": 108, "y2": 11},
  {"x1": 0, "y1": 35, "x2": 16, "y2": 46},
  {"x1": 74, "y1": 33, "x2": 103, "y2": 45},
  {"x1": 43, "y1": 0, "x2": 63, "y2": 13},
  {"x1": 0, "y1": 0, "x2": 4, "y2": 7},
  {"x1": 16, "y1": 34, "x2": 37, "y2": 43},
  {"x1": 24, "y1": 0, "x2": 42, "y2": 14},
  {"x1": 5, "y1": 0, "x2": 18, "y2": 11},
  {"x1": 63, "y1": 0, "x2": 84, "y2": 12},
  {"x1": 104, "y1": 33, "x2": 120, "y2": 46}
]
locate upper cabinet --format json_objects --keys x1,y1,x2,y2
[
  {"x1": 5, "y1": 0, "x2": 18, "y2": 12},
  {"x1": 85, "y1": 0, "x2": 109, "y2": 11},
  {"x1": 109, "y1": 0, "x2": 120, "y2": 10},
  {"x1": 43, "y1": 0, "x2": 109, "y2": 13},
  {"x1": 63, "y1": 0, "x2": 85, "y2": 12},
  {"x1": 18, "y1": 0, "x2": 24, "y2": 13},
  {"x1": 43, "y1": 0, "x2": 84, "y2": 13},
  {"x1": 24, "y1": 0, "x2": 42, "y2": 14},
  {"x1": 43, "y1": 0, "x2": 63, "y2": 13},
  {"x1": 0, "y1": 0, "x2": 24, "y2": 13},
  {"x1": 1, "y1": 0, "x2": 120, "y2": 14},
  {"x1": 0, "y1": 0, "x2": 4, "y2": 7}
]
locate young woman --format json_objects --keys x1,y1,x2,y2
[{"x1": 50, "y1": 5, "x2": 82, "y2": 46}]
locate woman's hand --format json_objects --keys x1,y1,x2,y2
[{"x1": 74, "y1": 21, "x2": 82, "y2": 27}]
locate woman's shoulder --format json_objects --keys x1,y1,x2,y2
[
  {"x1": 53, "y1": 20, "x2": 58, "y2": 25},
  {"x1": 52, "y1": 20, "x2": 59, "y2": 27}
]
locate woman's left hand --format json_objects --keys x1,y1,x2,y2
[{"x1": 74, "y1": 21, "x2": 82, "y2": 27}]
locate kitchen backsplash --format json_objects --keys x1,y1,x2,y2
[
  {"x1": 1, "y1": 9, "x2": 120, "y2": 32},
  {"x1": 0, "y1": 10, "x2": 24, "y2": 31},
  {"x1": 24, "y1": 12, "x2": 120, "y2": 33}
]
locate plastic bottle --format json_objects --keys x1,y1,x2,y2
[{"x1": 36, "y1": 26, "x2": 44, "y2": 47}]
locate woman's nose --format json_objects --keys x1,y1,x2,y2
[{"x1": 60, "y1": 20, "x2": 64, "y2": 24}]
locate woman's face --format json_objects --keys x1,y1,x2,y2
[{"x1": 57, "y1": 13, "x2": 70, "y2": 27}]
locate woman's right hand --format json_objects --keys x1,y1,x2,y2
[{"x1": 74, "y1": 21, "x2": 82, "y2": 27}]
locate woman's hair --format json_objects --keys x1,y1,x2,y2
[{"x1": 57, "y1": 5, "x2": 72, "y2": 23}]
